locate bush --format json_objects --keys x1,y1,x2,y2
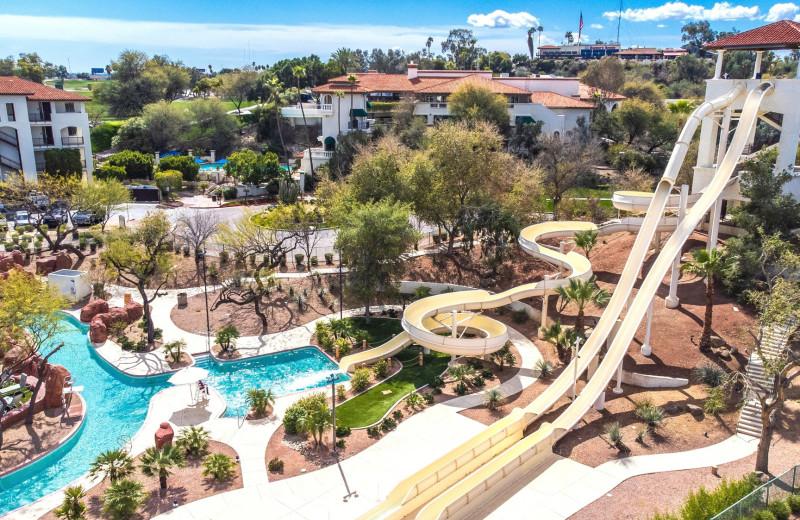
[
  {"x1": 405, "y1": 392, "x2": 425, "y2": 409},
  {"x1": 159, "y1": 155, "x2": 199, "y2": 182},
  {"x1": 335, "y1": 424, "x2": 351, "y2": 437},
  {"x1": 693, "y1": 363, "x2": 727, "y2": 388},
  {"x1": 154, "y1": 170, "x2": 183, "y2": 197},
  {"x1": 336, "y1": 384, "x2": 347, "y2": 402},
  {"x1": 310, "y1": 256, "x2": 318, "y2": 266},
  {"x1": 202, "y1": 453, "x2": 236, "y2": 481},
  {"x1": 472, "y1": 375, "x2": 485, "y2": 387},
  {"x1": 245, "y1": 388, "x2": 275, "y2": 416},
  {"x1": 108, "y1": 150, "x2": 154, "y2": 180},
  {"x1": 392, "y1": 409, "x2": 403, "y2": 420},
  {"x1": 481, "y1": 368, "x2": 494, "y2": 379},
  {"x1": 604, "y1": 421, "x2": 624, "y2": 447},
  {"x1": 455, "y1": 382, "x2": 468, "y2": 396},
  {"x1": 429, "y1": 375, "x2": 445, "y2": 388},
  {"x1": 267, "y1": 458, "x2": 284, "y2": 472},
  {"x1": 704, "y1": 387, "x2": 727, "y2": 415},
  {"x1": 101, "y1": 479, "x2": 146, "y2": 520},
  {"x1": 336, "y1": 438, "x2": 346, "y2": 449},
  {"x1": 282, "y1": 393, "x2": 326, "y2": 434},
  {"x1": 44, "y1": 148, "x2": 82, "y2": 177},
  {"x1": 423, "y1": 392, "x2": 435, "y2": 404},
  {"x1": 315, "y1": 321, "x2": 331, "y2": 344},
  {"x1": 294, "y1": 253, "x2": 304, "y2": 266},
  {"x1": 751, "y1": 511, "x2": 776, "y2": 520},
  {"x1": 219, "y1": 250, "x2": 229, "y2": 263},
  {"x1": 635, "y1": 399, "x2": 665, "y2": 427},
  {"x1": 787, "y1": 495, "x2": 800, "y2": 514},
  {"x1": 373, "y1": 359, "x2": 389, "y2": 379},
  {"x1": 94, "y1": 164, "x2": 127, "y2": 182},
  {"x1": 220, "y1": 186, "x2": 237, "y2": 200},
  {"x1": 176, "y1": 425, "x2": 210, "y2": 456},
  {"x1": 366, "y1": 425, "x2": 380, "y2": 437},
  {"x1": 769, "y1": 500, "x2": 791, "y2": 520},
  {"x1": 412, "y1": 286, "x2": 432, "y2": 300},
  {"x1": 381, "y1": 417, "x2": 397, "y2": 431},
  {"x1": 325, "y1": 253, "x2": 334, "y2": 265},
  {"x1": 432, "y1": 387, "x2": 443, "y2": 395},
  {"x1": 535, "y1": 359, "x2": 554, "y2": 378},
  {"x1": 484, "y1": 388, "x2": 505, "y2": 409},
  {"x1": 351, "y1": 368, "x2": 372, "y2": 393},
  {"x1": 91, "y1": 121, "x2": 122, "y2": 154},
  {"x1": 511, "y1": 309, "x2": 529, "y2": 324}
]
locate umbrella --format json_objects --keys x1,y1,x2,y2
[{"x1": 168, "y1": 367, "x2": 209, "y2": 386}]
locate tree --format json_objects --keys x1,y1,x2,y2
[
  {"x1": 158, "y1": 155, "x2": 199, "y2": 182},
  {"x1": 293, "y1": 66, "x2": 315, "y2": 174},
  {"x1": 140, "y1": 444, "x2": 186, "y2": 489},
  {"x1": 54, "y1": 486, "x2": 87, "y2": 520},
  {"x1": 490, "y1": 343, "x2": 517, "y2": 371},
  {"x1": 184, "y1": 98, "x2": 239, "y2": 156},
  {"x1": 101, "y1": 479, "x2": 146, "y2": 520},
  {"x1": 215, "y1": 70, "x2": 258, "y2": 114},
  {"x1": 296, "y1": 401, "x2": 333, "y2": 447},
  {"x1": 574, "y1": 230, "x2": 598, "y2": 259},
  {"x1": 102, "y1": 211, "x2": 176, "y2": 344},
  {"x1": 613, "y1": 167, "x2": 654, "y2": 192},
  {"x1": 582, "y1": 57, "x2": 624, "y2": 105},
  {"x1": 331, "y1": 48, "x2": 358, "y2": 75},
  {"x1": 681, "y1": 248, "x2": 729, "y2": 351},
  {"x1": 441, "y1": 29, "x2": 486, "y2": 69},
  {"x1": 223, "y1": 150, "x2": 283, "y2": 185},
  {"x1": 176, "y1": 425, "x2": 210, "y2": 456},
  {"x1": 335, "y1": 90, "x2": 345, "y2": 136},
  {"x1": 262, "y1": 75, "x2": 289, "y2": 161},
  {"x1": 565, "y1": 31, "x2": 574, "y2": 45},
  {"x1": 73, "y1": 179, "x2": 132, "y2": 232},
  {"x1": 95, "y1": 50, "x2": 172, "y2": 117},
  {"x1": 89, "y1": 450, "x2": 135, "y2": 483},
  {"x1": 154, "y1": 170, "x2": 182, "y2": 200},
  {"x1": 479, "y1": 51, "x2": 513, "y2": 74},
  {"x1": 535, "y1": 133, "x2": 598, "y2": 220},
  {"x1": 176, "y1": 209, "x2": 220, "y2": 257},
  {"x1": 527, "y1": 28, "x2": 535, "y2": 60},
  {"x1": 107, "y1": 150, "x2": 154, "y2": 180},
  {"x1": 682, "y1": 21, "x2": 716, "y2": 57},
  {"x1": 541, "y1": 320, "x2": 579, "y2": 362},
  {"x1": 554, "y1": 277, "x2": 609, "y2": 337},
  {"x1": 14, "y1": 52, "x2": 46, "y2": 83},
  {"x1": 110, "y1": 117, "x2": 152, "y2": 153},
  {"x1": 448, "y1": 83, "x2": 510, "y2": 134},
  {"x1": 43, "y1": 149, "x2": 82, "y2": 177},
  {"x1": 459, "y1": 202, "x2": 520, "y2": 275},
  {"x1": 259, "y1": 203, "x2": 323, "y2": 263},
  {"x1": 140, "y1": 101, "x2": 188, "y2": 152},
  {"x1": 202, "y1": 453, "x2": 237, "y2": 481},
  {"x1": 335, "y1": 200, "x2": 419, "y2": 323},
  {"x1": 245, "y1": 388, "x2": 276, "y2": 416},
  {"x1": 733, "y1": 149, "x2": 800, "y2": 237},
  {"x1": 216, "y1": 209, "x2": 304, "y2": 269}
]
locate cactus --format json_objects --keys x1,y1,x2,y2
[{"x1": 278, "y1": 179, "x2": 301, "y2": 204}]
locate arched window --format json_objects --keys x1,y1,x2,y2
[
  {"x1": 611, "y1": 103, "x2": 618, "y2": 111},
  {"x1": 323, "y1": 136, "x2": 336, "y2": 151},
  {"x1": 324, "y1": 95, "x2": 332, "y2": 105},
  {"x1": 553, "y1": 131, "x2": 560, "y2": 139}
]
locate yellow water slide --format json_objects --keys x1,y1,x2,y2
[{"x1": 357, "y1": 81, "x2": 759, "y2": 520}]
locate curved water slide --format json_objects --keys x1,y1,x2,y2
[{"x1": 357, "y1": 81, "x2": 757, "y2": 520}]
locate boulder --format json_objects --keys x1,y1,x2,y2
[
  {"x1": 43, "y1": 364, "x2": 71, "y2": 408},
  {"x1": 89, "y1": 317, "x2": 107, "y2": 343},
  {"x1": 54, "y1": 252, "x2": 72, "y2": 271},
  {"x1": 687, "y1": 403, "x2": 704, "y2": 417},
  {"x1": 35, "y1": 257, "x2": 57, "y2": 275},
  {"x1": 80, "y1": 299, "x2": 109, "y2": 323},
  {"x1": 124, "y1": 301, "x2": 144, "y2": 322},
  {"x1": 717, "y1": 349, "x2": 732, "y2": 360},
  {"x1": 0, "y1": 253, "x2": 17, "y2": 272},
  {"x1": 709, "y1": 335, "x2": 728, "y2": 349},
  {"x1": 10, "y1": 250, "x2": 23, "y2": 265},
  {"x1": 664, "y1": 402, "x2": 682, "y2": 415},
  {"x1": 107, "y1": 307, "x2": 131, "y2": 327},
  {"x1": 154, "y1": 422, "x2": 175, "y2": 449},
  {"x1": 2, "y1": 345, "x2": 24, "y2": 369}
]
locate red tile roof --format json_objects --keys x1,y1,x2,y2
[
  {"x1": 414, "y1": 74, "x2": 531, "y2": 95},
  {"x1": 704, "y1": 20, "x2": 800, "y2": 50},
  {"x1": 616, "y1": 48, "x2": 661, "y2": 55},
  {"x1": 530, "y1": 91, "x2": 595, "y2": 109},
  {"x1": 0, "y1": 76, "x2": 88, "y2": 101},
  {"x1": 578, "y1": 84, "x2": 626, "y2": 101}
]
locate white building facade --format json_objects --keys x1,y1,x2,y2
[{"x1": 0, "y1": 77, "x2": 93, "y2": 181}]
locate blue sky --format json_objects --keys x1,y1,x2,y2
[{"x1": 2, "y1": 1, "x2": 799, "y2": 71}]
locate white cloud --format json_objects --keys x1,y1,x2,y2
[
  {"x1": 765, "y1": 2, "x2": 799, "y2": 21},
  {"x1": 467, "y1": 10, "x2": 539, "y2": 28},
  {"x1": 590, "y1": 23, "x2": 604, "y2": 29},
  {"x1": 603, "y1": 2, "x2": 760, "y2": 22},
  {"x1": 657, "y1": 23, "x2": 667, "y2": 27}
]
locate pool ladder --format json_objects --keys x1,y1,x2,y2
[{"x1": 117, "y1": 434, "x2": 132, "y2": 453}]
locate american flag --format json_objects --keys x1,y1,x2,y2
[{"x1": 578, "y1": 12, "x2": 584, "y2": 44}]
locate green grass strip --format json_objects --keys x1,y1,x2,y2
[{"x1": 335, "y1": 349, "x2": 450, "y2": 428}]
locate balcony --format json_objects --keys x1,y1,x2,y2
[
  {"x1": 32, "y1": 137, "x2": 55, "y2": 148},
  {"x1": 347, "y1": 119, "x2": 376, "y2": 133},
  {"x1": 304, "y1": 148, "x2": 334, "y2": 160},
  {"x1": 61, "y1": 136, "x2": 85, "y2": 146},
  {"x1": 36, "y1": 158, "x2": 86, "y2": 172},
  {"x1": 281, "y1": 103, "x2": 334, "y2": 118},
  {"x1": 28, "y1": 113, "x2": 51, "y2": 123}
]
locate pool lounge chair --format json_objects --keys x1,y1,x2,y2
[{"x1": 1, "y1": 394, "x2": 22, "y2": 412}]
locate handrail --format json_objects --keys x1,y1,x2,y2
[{"x1": 711, "y1": 462, "x2": 799, "y2": 519}]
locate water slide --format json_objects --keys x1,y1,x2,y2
[
  {"x1": 340, "y1": 332, "x2": 413, "y2": 373},
  {"x1": 357, "y1": 81, "x2": 769, "y2": 520}
]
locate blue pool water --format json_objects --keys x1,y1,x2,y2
[
  {"x1": 199, "y1": 164, "x2": 290, "y2": 171},
  {"x1": 0, "y1": 315, "x2": 345, "y2": 515}
]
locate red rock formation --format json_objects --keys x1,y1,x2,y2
[
  {"x1": 54, "y1": 252, "x2": 72, "y2": 271},
  {"x1": 106, "y1": 308, "x2": 130, "y2": 327},
  {"x1": 89, "y1": 316, "x2": 107, "y2": 343},
  {"x1": 35, "y1": 257, "x2": 57, "y2": 275},
  {"x1": 43, "y1": 364, "x2": 70, "y2": 408},
  {"x1": 124, "y1": 301, "x2": 144, "y2": 322},
  {"x1": 0, "y1": 251, "x2": 24, "y2": 272},
  {"x1": 80, "y1": 299, "x2": 109, "y2": 323},
  {"x1": 154, "y1": 422, "x2": 174, "y2": 449}
]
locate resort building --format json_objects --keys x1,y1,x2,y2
[
  {"x1": 283, "y1": 65, "x2": 621, "y2": 173},
  {"x1": 0, "y1": 76, "x2": 93, "y2": 181},
  {"x1": 537, "y1": 43, "x2": 621, "y2": 59}
]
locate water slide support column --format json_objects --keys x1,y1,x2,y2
[
  {"x1": 641, "y1": 298, "x2": 654, "y2": 356},
  {"x1": 450, "y1": 310, "x2": 458, "y2": 365},
  {"x1": 708, "y1": 109, "x2": 732, "y2": 251},
  {"x1": 613, "y1": 360, "x2": 624, "y2": 395},
  {"x1": 538, "y1": 274, "x2": 558, "y2": 339},
  {"x1": 665, "y1": 184, "x2": 689, "y2": 309}
]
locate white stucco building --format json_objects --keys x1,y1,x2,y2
[
  {"x1": 0, "y1": 76, "x2": 93, "y2": 181},
  {"x1": 281, "y1": 66, "x2": 624, "y2": 173}
]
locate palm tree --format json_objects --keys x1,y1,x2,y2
[
  {"x1": 540, "y1": 320, "x2": 579, "y2": 361},
  {"x1": 140, "y1": 444, "x2": 187, "y2": 489},
  {"x1": 292, "y1": 66, "x2": 314, "y2": 175},
  {"x1": 348, "y1": 74, "x2": 358, "y2": 132},
  {"x1": 565, "y1": 31, "x2": 574, "y2": 45},
  {"x1": 426, "y1": 37, "x2": 434, "y2": 57},
  {"x1": 527, "y1": 28, "x2": 535, "y2": 60},
  {"x1": 54, "y1": 486, "x2": 86, "y2": 520},
  {"x1": 297, "y1": 403, "x2": 333, "y2": 447},
  {"x1": 448, "y1": 363, "x2": 477, "y2": 382},
  {"x1": 538, "y1": 26, "x2": 544, "y2": 51},
  {"x1": 245, "y1": 388, "x2": 276, "y2": 416},
  {"x1": 668, "y1": 99, "x2": 696, "y2": 136},
  {"x1": 332, "y1": 48, "x2": 355, "y2": 75},
  {"x1": 329, "y1": 318, "x2": 354, "y2": 340},
  {"x1": 574, "y1": 230, "x2": 598, "y2": 259},
  {"x1": 89, "y1": 449, "x2": 135, "y2": 483},
  {"x1": 554, "y1": 277, "x2": 610, "y2": 337},
  {"x1": 101, "y1": 479, "x2": 146, "y2": 520},
  {"x1": 682, "y1": 247, "x2": 728, "y2": 351},
  {"x1": 176, "y1": 425, "x2": 210, "y2": 456},
  {"x1": 265, "y1": 76, "x2": 288, "y2": 163},
  {"x1": 334, "y1": 90, "x2": 345, "y2": 136}
]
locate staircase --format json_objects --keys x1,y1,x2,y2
[{"x1": 736, "y1": 321, "x2": 794, "y2": 437}]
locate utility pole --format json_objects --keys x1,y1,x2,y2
[{"x1": 327, "y1": 373, "x2": 340, "y2": 456}]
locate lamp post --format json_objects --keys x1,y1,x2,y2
[
  {"x1": 571, "y1": 336, "x2": 582, "y2": 400},
  {"x1": 199, "y1": 247, "x2": 212, "y2": 353},
  {"x1": 327, "y1": 373, "x2": 340, "y2": 456}
]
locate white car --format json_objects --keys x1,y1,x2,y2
[{"x1": 14, "y1": 211, "x2": 30, "y2": 227}]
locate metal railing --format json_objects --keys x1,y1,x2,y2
[
  {"x1": 1, "y1": 154, "x2": 21, "y2": 170},
  {"x1": 61, "y1": 136, "x2": 84, "y2": 146},
  {"x1": 0, "y1": 129, "x2": 18, "y2": 146},
  {"x1": 28, "y1": 112, "x2": 51, "y2": 122},
  {"x1": 31, "y1": 136, "x2": 55, "y2": 147},
  {"x1": 711, "y1": 463, "x2": 799, "y2": 520}
]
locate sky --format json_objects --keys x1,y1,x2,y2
[{"x1": 2, "y1": 1, "x2": 800, "y2": 71}]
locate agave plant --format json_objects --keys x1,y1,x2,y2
[
  {"x1": 484, "y1": 388, "x2": 506, "y2": 410},
  {"x1": 176, "y1": 425, "x2": 210, "y2": 456},
  {"x1": 202, "y1": 453, "x2": 237, "y2": 482}
]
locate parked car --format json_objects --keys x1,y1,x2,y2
[
  {"x1": 14, "y1": 211, "x2": 30, "y2": 227},
  {"x1": 41, "y1": 210, "x2": 68, "y2": 226},
  {"x1": 72, "y1": 211, "x2": 102, "y2": 226},
  {"x1": 27, "y1": 191, "x2": 49, "y2": 207}
]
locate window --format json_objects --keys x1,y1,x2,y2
[
  {"x1": 6, "y1": 103, "x2": 14, "y2": 122},
  {"x1": 67, "y1": 126, "x2": 78, "y2": 136},
  {"x1": 65, "y1": 102, "x2": 75, "y2": 113}
]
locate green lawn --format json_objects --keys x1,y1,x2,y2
[
  {"x1": 343, "y1": 317, "x2": 404, "y2": 346},
  {"x1": 172, "y1": 98, "x2": 262, "y2": 112},
  {"x1": 336, "y1": 348, "x2": 450, "y2": 428},
  {"x1": 45, "y1": 79, "x2": 94, "y2": 91}
]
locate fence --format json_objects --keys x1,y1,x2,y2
[{"x1": 711, "y1": 464, "x2": 799, "y2": 520}]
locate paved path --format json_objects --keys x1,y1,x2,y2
[{"x1": 479, "y1": 435, "x2": 759, "y2": 520}]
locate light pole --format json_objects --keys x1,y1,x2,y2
[
  {"x1": 199, "y1": 247, "x2": 212, "y2": 353},
  {"x1": 571, "y1": 336, "x2": 582, "y2": 400},
  {"x1": 337, "y1": 248, "x2": 343, "y2": 320},
  {"x1": 327, "y1": 373, "x2": 340, "y2": 456}
]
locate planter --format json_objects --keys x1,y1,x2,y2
[{"x1": 177, "y1": 292, "x2": 188, "y2": 307}]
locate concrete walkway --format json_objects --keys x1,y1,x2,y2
[{"x1": 479, "y1": 434, "x2": 760, "y2": 520}]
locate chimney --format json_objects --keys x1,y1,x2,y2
[{"x1": 408, "y1": 62, "x2": 418, "y2": 80}]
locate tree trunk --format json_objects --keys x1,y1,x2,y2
[
  {"x1": 756, "y1": 408, "x2": 775, "y2": 473},
  {"x1": 447, "y1": 229, "x2": 456, "y2": 253},
  {"x1": 364, "y1": 298, "x2": 371, "y2": 325},
  {"x1": 0, "y1": 412, "x2": 5, "y2": 450},
  {"x1": 160, "y1": 475, "x2": 167, "y2": 489},
  {"x1": 140, "y1": 286, "x2": 155, "y2": 345},
  {"x1": 575, "y1": 310, "x2": 585, "y2": 338},
  {"x1": 274, "y1": 103, "x2": 288, "y2": 164},
  {"x1": 699, "y1": 277, "x2": 713, "y2": 351},
  {"x1": 253, "y1": 296, "x2": 268, "y2": 327}
]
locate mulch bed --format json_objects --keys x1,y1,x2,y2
[{"x1": 40, "y1": 440, "x2": 242, "y2": 520}]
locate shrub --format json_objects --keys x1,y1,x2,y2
[
  {"x1": 79, "y1": 237, "x2": 88, "y2": 250},
  {"x1": 393, "y1": 409, "x2": 403, "y2": 420},
  {"x1": 412, "y1": 286, "x2": 432, "y2": 300},
  {"x1": 366, "y1": 425, "x2": 380, "y2": 437},
  {"x1": 335, "y1": 424, "x2": 351, "y2": 437},
  {"x1": 491, "y1": 343, "x2": 517, "y2": 371},
  {"x1": 693, "y1": 363, "x2": 727, "y2": 388},
  {"x1": 54, "y1": 485, "x2": 87, "y2": 520},
  {"x1": 511, "y1": 309, "x2": 529, "y2": 324},
  {"x1": 472, "y1": 375, "x2": 485, "y2": 387},
  {"x1": 202, "y1": 453, "x2": 236, "y2": 481},
  {"x1": 455, "y1": 382, "x2": 468, "y2": 396},
  {"x1": 325, "y1": 253, "x2": 334, "y2": 265},
  {"x1": 154, "y1": 170, "x2": 183, "y2": 198},
  {"x1": 769, "y1": 500, "x2": 791, "y2": 520},
  {"x1": 373, "y1": 359, "x2": 389, "y2": 379},
  {"x1": 423, "y1": 392, "x2": 435, "y2": 404},
  {"x1": 604, "y1": 422, "x2": 626, "y2": 452},
  {"x1": 267, "y1": 458, "x2": 284, "y2": 472},
  {"x1": 635, "y1": 399, "x2": 665, "y2": 428},
  {"x1": 117, "y1": 336, "x2": 135, "y2": 350},
  {"x1": 91, "y1": 122, "x2": 122, "y2": 154},
  {"x1": 94, "y1": 164, "x2": 127, "y2": 182},
  {"x1": 336, "y1": 438, "x2": 346, "y2": 449},
  {"x1": 430, "y1": 375, "x2": 445, "y2": 388},
  {"x1": 108, "y1": 150, "x2": 154, "y2": 180},
  {"x1": 432, "y1": 387, "x2": 443, "y2": 395},
  {"x1": 484, "y1": 388, "x2": 505, "y2": 409},
  {"x1": 282, "y1": 393, "x2": 326, "y2": 434},
  {"x1": 786, "y1": 495, "x2": 800, "y2": 514},
  {"x1": 163, "y1": 340, "x2": 185, "y2": 364},
  {"x1": 159, "y1": 155, "x2": 199, "y2": 182},
  {"x1": 405, "y1": 392, "x2": 425, "y2": 409},
  {"x1": 220, "y1": 186, "x2": 237, "y2": 200},
  {"x1": 381, "y1": 417, "x2": 397, "y2": 431},
  {"x1": 219, "y1": 250, "x2": 229, "y2": 263},
  {"x1": 336, "y1": 384, "x2": 347, "y2": 402},
  {"x1": 751, "y1": 511, "x2": 776, "y2": 520},
  {"x1": 245, "y1": 388, "x2": 276, "y2": 416},
  {"x1": 294, "y1": 253, "x2": 304, "y2": 266},
  {"x1": 176, "y1": 425, "x2": 210, "y2": 456},
  {"x1": 351, "y1": 368, "x2": 372, "y2": 393},
  {"x1": 310, "y1": 256, "x2": 318, "y2": 266},
  {"x1": 704, "y1": 387, "x2": 727, "y2": 415},
  {"x1": 481, "y1": 368, "x2": 494, "y2": 379},
  {"x1": 101, "y1": 478, "x2": 146, "y2": 520},
  {"x1": 535, "y1": 359, "x2": 554, "y2": 378}
]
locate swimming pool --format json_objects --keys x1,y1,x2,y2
[{"x1": 0, "y1": 315, "x2": 346, "y2": 516}]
